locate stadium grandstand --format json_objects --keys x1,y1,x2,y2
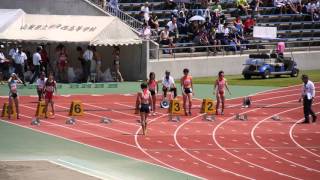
[{"x1": 89, "y1": 0, "x2": 320, "y2": 59}]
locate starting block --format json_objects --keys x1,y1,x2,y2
[
  {"x1": 66, "y1": 117, "x2": 76, "y2": 125},
  {"x1": 31, "y1": 117, "x2": 40, "y2": 126},
  {"x1": 271, "y1": 115, "x2": 281, "y2": 121},
  {"x1": 168, "y1": 99, "x2": 183, "y2": 122},
  {"x1": 235, "y1": 114, "x2": 248, "y2": 121},
  {"x1": 242, "y1": 97, "x2": 251, "y2": 108},
  {"x1": 203, "y1": 113, "x2": 215, "y2": 121},
  {"x1": 100, "y1": 117, "x2": 112, "y2": 124},
  {"x1": 169, "y1": 114, "x2": 181, "y2": 122}
]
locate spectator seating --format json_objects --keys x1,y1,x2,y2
[{"x1": 111, "y1": 0, "x2": 320, "y2": 58}]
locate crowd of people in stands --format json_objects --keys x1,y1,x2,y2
[
  {"x1": 134, "y1": 0, "x2": 320, "y2": 54},
  {"x1": 0, "y1": 44, "x2": 124, "y2": 84}
]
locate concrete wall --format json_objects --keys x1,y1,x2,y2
[
  {"x1": 147, "y1": 51, "x2": 320, "y2": 80},
  {"x1": 0, "y1": 0, "x2": 106, "y2": 15}
]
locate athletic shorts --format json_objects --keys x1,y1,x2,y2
[
  {"x1": 9, "y1": 92, "x2": 18, "y2": 99},
  {"x1": 218, "y1": 91, "x2": 225, "y2": 96},
  {"x1": 45, "y1": 92, "x2": 54, "y2": 101},
  {"x1": 184, "y1": 88, "x2": 192, "y2": 94},
  {"x1": 140, "y1": 104, "x2": 150, "y2": 113},
  {"x1": 149, "y1": 89, "x2": 156, "y2": 96}
]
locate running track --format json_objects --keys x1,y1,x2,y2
[{"x1": 1, "y1": 83, "x2": 320, "y2": 179}]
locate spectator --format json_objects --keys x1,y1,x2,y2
[
  {"x1": 209, "y1": 28, "x2": 221, "y2": 52},
  {"x1": 243, "y1": 16, "x2": 256, "y2": 35},
  {"x1": 307, "y1": 0, "x2": 319, "y2": 21},
  {"x1": 233, "y1": 15, "x2": 244, "y2": 36},
  {"x1": 141, "y1": 1, "x2": 150, "y2": 23},
  {"x1": 250, "y1": 0, "x2": 263, "y2": 16},
  {"x1": 112, "y1": 46, "x2": 123, "y2": 82},
  {"x1": 276, "y1": 41, "x2": 286, "y2": 57},
  {"x1": 177, "y1": 11, "x2": 188, "y2": 34},
  {"x1": 40, "y1": 44, "x2": 49, "y2": 76},
  {"x1": 204, "y1": 17, "x2": 213, "y2": 33},
  {"x1": 167, "y1": 17, "x2": 179, "y2": 39},
  {"x1": 203, "y1": 4, "x2": 211, "y2": 22},
  {"x1": 217, "y1": 23, "x2": 230, "y2": 45},
  {"x1": 211, "y1": 0, "x2": 223, "y2": 14},
  {"x1": 30, "y1": 46, "x2": 42, "y2": 84},
  {"x1": 274, "y1": 0, "x2": 286, "y2": 14},
  {"x1": 58, "y1": 46, "x2": 68, "y2": 82},
  {"x1": 0, "y1": 44, "x2": 10, "y2": 84},
  {"x1": 76, "y1": 46, "x2": 86, "y2": 82},
  {"x1": 291, "y1": 0, "x2": 303, "y2": 13},
  {"x1": 148, "y1": 12, "x2": 159, "y2": 32},
  {"x1": 138, "y1": 11, "x2": 145, "y2": 22},
  {"x1": 53, "y1": 44, "x2": 64, "y2": 78},
  {"x1": 8, "y1": 44, "x2": 18, "y2": 60},
  {"x1": 236, "y1": 0, "x2": 250, "y2": 16},
  {"x1": 285, "y1": 0, "x2": 300, "y2": 14},
  {"x1": 164, "y1": 0, "x2": 177, "y2": 10},
  {"x1": 92, "y1": 46, "x2": 102, "y2": 82},
  {"x1": 160, "y1": 26, "x2": 174, "y2": 53},
  {"x1": 194, "y1": 25, "x2": 209, "y2": 46},
  {"x1": 83, "y1": 45, "x2": 93, "y2": 82},
  {"x1": 139, "y1": 23, "x2": 152, "y2": 40},
  {"x1": 108, "y1": 0, "x2": 119, "y2": 9},
  {"x1": 13, "y1": 48, "x2": 27, "y2": 85}
]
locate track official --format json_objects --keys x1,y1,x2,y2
[{"x1": 299, "y1": 74, "x2": 317, "y2": 123}]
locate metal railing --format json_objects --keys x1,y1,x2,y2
[
  {"x1": 149, "y1": 40, "x2": 320, "y2": 61},
  {"x1": 87, "y1": 0, "x2": 143, "y2": 32}
]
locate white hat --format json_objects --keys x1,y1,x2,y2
[{"x1": 0, "y1": 44, "x2": 4, "y2": 49}]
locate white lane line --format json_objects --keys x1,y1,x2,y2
[
  {"x1": 20, "y1": 105, "x2": 137, "y2": 148},
  {"x1": 54, "y1": 159, "x2": 113, "y2": 180},
  {"x1": 114, "y1": 102, "x2": 166, "y2": 116},
  {"x1": 1, "y1": 117, "x2": 201, "y2": 179},
  {"x1": 172, "y1": 86, "x2": 310, "y2": 179},
  {"x1": 212, "y1": 99, "x2": 304, "y2": 180},
  {"x1": 62, "y1": 103, "x2": 139, "y2": 126},
  {"x1": 289, "y1": 112, "x2": 320, "y2": 158},
  {"x1": 84, "y1": 102, "x2": 140, "y2": 118},
  {"x1": 22, "y1": 104, "x2": 132, "y2": 135},
  {"x1": 133, "y1": 114, "x2": 205, "y2": 180},
  {"x1": 174, "y1": 114, "x2": 254, "y2": 180},
  {"x1": 251, "y1": 102, "x2": 320, "y2": 173}
]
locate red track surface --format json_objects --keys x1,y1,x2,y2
[{"x1": 1, "y1": 84, "x2": 320, "y2": 179}]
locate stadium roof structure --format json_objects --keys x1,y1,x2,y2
[{"x1": 0, "y1": 9, "x2": 142, "y2": 46}]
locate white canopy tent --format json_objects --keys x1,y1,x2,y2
[{"x1": 0, "y1": 9, "x2": 142, "y2": 46}]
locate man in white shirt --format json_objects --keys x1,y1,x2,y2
[
  {"x1": 0, "y1": 44, "x2": 10, "y2": 84},
  {"x1": 167, "y1": 17, "x2": 178, "y2": 38},
  {"x1": 162, "y1": 70, "x2": 177, "y2": 99},
  {"x1": 299, "y1": 74, "x2": 317, "y2": 123},
  {"x1": 13, "y1": 48, "x2": 28, "y2": 85},
  {"x1": 83, "y1": 45, "x2": 93, "y2": 82},
  {"x1": 141, "y1": 2, "x2": 150, "y2": 23},
  {"x1": 30, "y1": 46, "x2": 42, "y2": 84}
]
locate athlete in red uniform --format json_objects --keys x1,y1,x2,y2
[
  {"x1": 181, "y1": 68, "x2": 194, "y2": 116},
  {"x1": 147, "y1": 72, "x2": 158, "y2": 116},
  {"x1": 44, "y1": 74, "x2": 57, "y2": 118},
  {"x1": 214, "y1": 71, "x2": 231, "y2": 115}
]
